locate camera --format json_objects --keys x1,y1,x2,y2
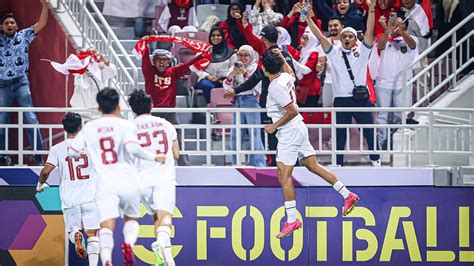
[{"x1": 234, "y1": 62, "x2": 243, "y2": 68}]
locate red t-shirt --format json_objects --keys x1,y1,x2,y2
[
  {"x1": 142, "y1": 47, "x2": 203, "y2": 107},
  {"x1": 294, "y1": 50, "x2": 321, "y2": 96}
]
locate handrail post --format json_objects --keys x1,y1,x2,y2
[
  {"x1": 330, "y1": 109, "x2": 337, "y2": 166},
  {"x1": 450, "y1": 32, "x2": 457, "y2": 90},
  {"x1": 427, "y1": 110, "x2": 434, "y2": 166},
  {"x1": 470, "y1": 111, "x2": 474, "y2": 165},
  {"x1": 18, "y1": 111, "x2": 24, "y2": 166},
  {"x1": 236, "y1": 109, "x2": 241, "y2": 165},
  {"x1": 205, "y1": 110, "x2": 212, "y2": 165}
]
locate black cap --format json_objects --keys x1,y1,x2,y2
[{"x1": 260, "y1": 25, "x2": 279, "y2": 42}]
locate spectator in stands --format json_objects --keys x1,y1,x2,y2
[
  {"x1": 315, "y1": 0, "x2": 366, "y2": 32},
  {"x1": 223, "y1": 45, "x2": 266, "y2": 167},
  {"x1": 134, "y1": 0, "x2": 161, "y2": 38},
  {"x1": 249, "y1": 0, "x2": 284, "y2": 36},
  {"x1": 362, "y1": 0, "x2": 401, "y2": 36},
  {"x1": 224, "y1": 25, "x2": 296, "y2": 166},
  {"x1": 158, "y1": 0, "x2": 198, "y2": 33},
  {"x1": 190, "y1": 26, "x2": 237, "y2": 104},
  {"x1": 320, "y1": 16, "x2": 344, "y2": 107},
  {"x1": 375, "y1": 12, "x2": 418, "y2": 150},
  {"x1": 279, "y1": 2, "x2": 323, "y2": 47},
  {"x1": 400, "y1": 0, "x2": 431, "y2": 56},
  {"x1": 306, "y1": 0, "x2": 381, "y2": 166},
  {"x1": 140, "y1": 35, "x2": 208, "y2": 165},
  {"x1": 0, "y1": 1, "x2": 49, "y2": 166},
  {"x1": 294, "y1": 27, "x2": 325, "y2": 108},
  {"x1": 276, "y1": 27, "x2": 298, "y2": 58},
  {"x1": 217, "y1": 3, "x2": 248, "y2": 49},
  {"x1": 70, "y1": 47, "x2": 117, "y2": 118}
]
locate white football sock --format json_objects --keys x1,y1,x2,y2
[
  {"x1": 333, "y1": 180, "x2": 350, "y2": 199},
  {"x1": 87, "y1": 236, "x2": 100, "y2": 266},
  {"x1": 98, "y1": 228, "x2": 114, "y2": 265},
  {"x1": 123, "y1": 220, "x2": 140, "y2": 245},
  {"x1": 284, "y1": 200, "x2": 297, "y2": 223}
]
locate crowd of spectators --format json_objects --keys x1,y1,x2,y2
[{"x1": 1, "y1": 0, "x2": 472, "y2": 166}]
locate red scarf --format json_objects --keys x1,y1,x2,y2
[{"x1": 133, "y1": 35, "x2": 212, "y2": 70}]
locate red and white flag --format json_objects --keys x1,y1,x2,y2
[
  {"x1": 132, "y1": 35, "x2": 212, "y2": 71},
  {"x1": 47, "y1": 51, "x2": 103, "y2": 79}
]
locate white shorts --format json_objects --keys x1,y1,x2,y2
[
  {"x1": 276, "y1": 121, "x2": 316, "y2": 166},
  {"x1": 140, "y1": 180, "x2": 176, "y2": 215},
  {"x1": 63, "y1": 201, "x2": 100, "y2": 232},
  {"x1": 95, "y1": 186, "x2": 141, "y2": 223}
]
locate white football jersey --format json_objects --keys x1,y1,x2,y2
[
  {"x1": 46, "y1": 139, "x2": 95, "y2": 210},
  {"x1": 70, "y1": 115, "x2": 141, "y2": 190},
  {"x1": 266, "y1": 72, "x2": 303, "y2": 129},
  {"x1": 134, "y1": 114, "x2": 177, "y2": 187}
]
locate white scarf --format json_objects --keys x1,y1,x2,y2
[{"x1": 299, "y1": 27, "x2": 320, "y2": 65}]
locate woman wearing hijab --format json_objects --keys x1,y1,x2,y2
[
  {"x1": 217, "y1": 3, "x2": 248, "y2": 49},
  {"x1": 279, "y1": 1, "x2": 323, "y2": 47},
  {"x1": 191, "y1": 26, "x2": 237, "y2": 103},
  {"x1": 316, "y1": 0, "x2": 366, "y2": 31},
  {"x1": 294, "y1": 27, "x2": 326, "y2": 107},
  {"x1": 276, "y1": 27, "x2": 298, "y2": 58},
  {"x1": 223, "y1": 45, "x2": 266, "y2": 167}
]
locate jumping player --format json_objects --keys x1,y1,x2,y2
[
  {"x1": 128, "y1": 89, "x2": 179, "y2": 266},
  {"x1": 68, "y1": 88, "x2": 165, "y2": 266},
  {"x1": 37, "y1": 112, "x2": 100, "y2": 265},
  {"x1": 261, "y1": 50, "x2": 359, "y2": 238}
]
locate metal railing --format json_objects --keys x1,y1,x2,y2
[
  {"x1": 402, "y1": 13, "x2": 474, "y2": 107},
  {"x1": 0, "y1": 107, "x2": 472, "y2": 167},
  {"x1": 57, "y1": 0, "x2": 138, "y2": 96}
]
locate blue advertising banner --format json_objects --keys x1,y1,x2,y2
[{"x1": 68, "y1": 187, "x2": 474, "y2": 265}]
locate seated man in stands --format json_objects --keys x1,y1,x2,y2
[
  {"x1": 140, "y1": 35, "x2": 208, "y2": 165},
  {"x1": 0, "y1": 0, "x2": 49, "y2": 166}
]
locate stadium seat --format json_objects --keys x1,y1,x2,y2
[
  {"x1": 196, "y1": 4, "x2": 229, "y2": 26},
  {"x1": 209, "y1": 88, "x2": 233, "y2": 136}
]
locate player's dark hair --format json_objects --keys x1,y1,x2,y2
[
  {"x1": 1, "y1": 13, "x2": 17, "y2": 24},
  {"x1": 128, "y1": 89, "x2": 152, "y2": 116},
  {"x1": 96, "y1": 87, "x2": 120, "y2": 114},
  {"x1": 62, "y1": 112, "x2": 82, "y2": 134},
  {"x1": 261, "y1": 50, "x2": 283, "y2": 75}
]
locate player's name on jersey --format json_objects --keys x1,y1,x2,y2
[{"x1": 137, "y1": 121, "x2": 164, "y2": 130}]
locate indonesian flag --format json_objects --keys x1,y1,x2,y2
[
  {"x1": 408, "y1": 3, "x2": 432, "y2": 36},
  {"x1": 48, "y1": 51, "x2": 103, "y2": 80},
  {"x1": 132, "y1": 35, "x2": 212, "y2": 71},
  {"x1": 420, "y1": 0, "x2": 434, "y2": 29}
]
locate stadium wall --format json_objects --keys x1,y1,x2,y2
[{"x1": 0, "y1": 167, "x2": 473, "y2": 265}]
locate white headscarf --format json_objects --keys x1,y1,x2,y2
[
  {"x1": 237, "y1": 45, "x2": 259, "y2": 72},
  {"x1": 277, "y1": 26, "x2": 291, "y2": 50},
  {"x1": 299, "y1": 27, "x2": 320, "y2": 65}
]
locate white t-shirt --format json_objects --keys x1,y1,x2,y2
[
  {"x1": 70, "y1": 115, "x2": 140, "y2": 190},
  {"x1": 46, "y1": 139, "x2": 95, "y2": 210},
  {"x1": 266, "y1": 72, "x2": 303, "y2": 129},
  {"x1": 322, "y1": 38, "x2": 342, "y2": 86},
  {"x1": 325, "y1": 41, "x2": 372, "y2": 98},
  {"x1": 376, "y1": 35, "x2": 419, "y2": 88},
  {"x1": 134, "y1": 114, "x2": 178, "y2": 187}
]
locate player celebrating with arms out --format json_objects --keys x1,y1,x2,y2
[
  {"x1": 68, "y1": 88, "x2": 165, "y2": 266},
  {"x1": 128, "y1": 89, "x2": 179, "y2": 266},
  {"x1": 37, "y1": 113, "x2": 100, "y2": 265},
  {"x1": 261, "y1": 50, "x2": 359, "y2": 238}
]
